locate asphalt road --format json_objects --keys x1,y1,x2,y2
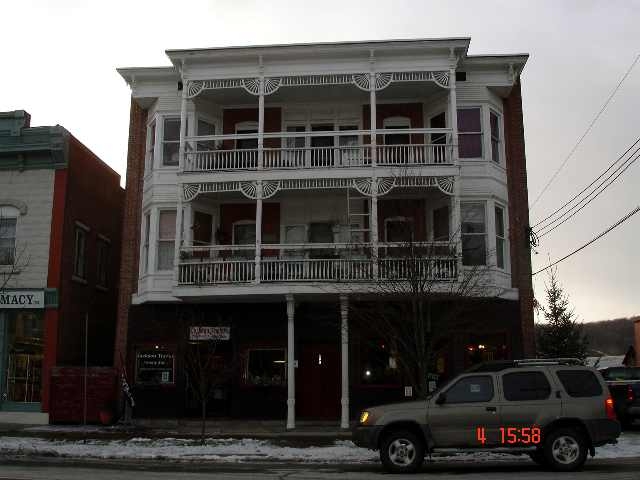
[{"x1": 2, "y1": 457, "x2": 640, "y2": 480}]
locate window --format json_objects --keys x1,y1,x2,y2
[
  {"x1": 383, "y1": 117, "x2": 411, "y2": 145},
  {"x1": 360, "y1": 339, "x2": 399, "y2": 386},
  {"x1": 556, "y1": 370, "x2": 603, "y2": 397},
  {"x1": 145, "y1": 121, "x2": 155, "y2": 171},
  {"x1": 385, "y1": 217, "x2": 414, "y2": 243},
  {"x1": 197, "y1": 119, "x2": 216, "y2": 151},
  {"x1": 490, "y1": 111, "x2": 500, "y2": 163},
  {"x1": 135, "y1": 348, "x2": 175, "y2": 385},
  {"x1": 503, "y1": 372, "x2": 551, "y2": 401},
  {"x1": 162, "y1": 117, "x2": 181, "y2": 166},
  {"x1": 461, "y1": 203, "x2": 486, "y2": 266},
  {"x1": 444, "y1": 375, "x2": 494, "y2": 403},
  {"x1": 157, "y1": 210, "x2": 176, "y2": 271},
  {"x1": 246, "y1": 348, "x2": 286, "y2": 386},
  {"x1": 308, "y1": 222, "x2": 333, "y2": 243},
  {"x1": 235, "y1": 123, "x2": 258, "y2": 150},
  {"x1": 285, "y1": 125, "x2": 306, "y2": 167},
  {"x1": 601, "y1": 368, "x2": 640, "y2": 381},
  {"x1": 457, "y1": 108, "x2": 482, "y2": 158},
  {"x1": 338, "y1": 125, "x2": 360, "y2": 166},
  {"x1": 5, "y1": 311, "x2": 44, "y2": 402},
  {"x1": 96, "y1": 238, "x2": 110, "y2": 288},
  {"x1": 233, "y1": 222, "x2": 256, "y2": 245},
  {"x1": 433, "y1": 206, "x2": 450, "y2": 242},
  {"x1": 73, "y1": 224, "x2": 88, "y2": 279},
  {"x1": 142, "y1": 213, "x2": 150, "y2": 273},
  {"x1": 495, "y1": 205, "x2": 506, "y2": 269},
  {"x1": 0, "y1": 208, "x2": 17, "y2": 265}
]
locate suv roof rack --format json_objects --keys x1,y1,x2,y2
[
  {"x1": 515, "y1": 358, "x2": 583, "y2": 366},
  {"x1": 465, "y1": 358, "x2": 584, "y2": 373}
]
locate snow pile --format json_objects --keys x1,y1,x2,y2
[
  {"x1": 0, "y1": 437, "x2": 376, "y2": 463},
  {"x1": 0, "y1": 432, "x2": 638, "y2": 463}
]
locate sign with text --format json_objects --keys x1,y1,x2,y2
[
  {"x1": 0, "y1": 290, "x2": 44, "y2": 309},
  {"x1": 135, "y1": 350, "x2": 175, "y2": 385},
  {"x1": 189, "y1": 326, "x2": 231, "y2": 341}
]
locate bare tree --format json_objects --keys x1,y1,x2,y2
[
  {"x1": 344, "y1": 199, "x2": 505, "y2": 399},
  {"x1": 181, "y1": 311, "x2": 236, "y2": 445},
  {"x1": 0, "y1": 212, "x2": 29, "y2": 292}
]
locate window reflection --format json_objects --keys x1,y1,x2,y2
[{"x1": 4, "y1": 311, "x2": 44, "y2": 403}]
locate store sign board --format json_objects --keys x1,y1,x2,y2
[
  {"x1": 0, "y1": 290, "x2": 45, "y2": 309},
  {"x1": 189, "y1": 326, "x2": 231, "y2": 341},
  {"x1": 135, "y1": 350, "x2": 175, "y2": 385}
]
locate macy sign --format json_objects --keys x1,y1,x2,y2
[{"x1": 0, "y1": 290, "x2": 44, "y2": 309}]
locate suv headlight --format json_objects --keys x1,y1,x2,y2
[{"x1": 359, "y1": 411, "x2": 370, "y2": 424}]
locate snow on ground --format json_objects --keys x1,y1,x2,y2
[{"x1": 0, "y1": 432, "x2": 638, "y2": 463}]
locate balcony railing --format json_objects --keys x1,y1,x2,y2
[
  {"x1": 177, "y1": 242, "x2": 458, "y2": 285},
  {"x1": 183, "y1": 128, "x2": 453, "y2": 172}
]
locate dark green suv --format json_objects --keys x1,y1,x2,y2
[{"x1": 353, "y1": 359, "x2": 621, "y2": 473}]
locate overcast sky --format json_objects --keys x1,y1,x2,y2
[{"x1": 2, "y1": 0, "x2": 638, "y2": 323}]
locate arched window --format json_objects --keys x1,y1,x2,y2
[{"x1": 0, "y1": 205, "x2": 20, "y2": 265}]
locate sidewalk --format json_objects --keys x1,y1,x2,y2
[{"x1": 0, "y1": 419, "x2": 353, "y2": 443}]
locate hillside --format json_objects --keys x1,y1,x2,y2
[{"x1": 535, "y1": 317, "x2": 636, "y2": 356}]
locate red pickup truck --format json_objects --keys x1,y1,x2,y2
[{"x1": 600, "y1": 367, "x2": 640, "y2": 428}]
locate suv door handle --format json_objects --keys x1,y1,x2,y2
[{"x1": 486, "y1": 406, "x2": 497, "y2": 412}]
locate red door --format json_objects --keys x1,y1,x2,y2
[{"x1": 297, "y1": 344, "x2": 340, "y2": 419}]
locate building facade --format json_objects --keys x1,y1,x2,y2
[
  {"x1": 0, "y1": 111, "x2": 124, "y2": 424},
  {"x1": 116, "y1": 38, "x2": 533, "y2": 427}
]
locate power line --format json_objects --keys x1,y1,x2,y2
[
  {"x1": 530, "y1": 53, "x2": 640, "y2": 209},
  {"x1": 532, "y1": 137, "x2": 640, "y2": 229},
  {"x1": 532, "y1": 205, "x2": 640, "y2": 276},
  {"x1": 536, "y1": 147, "x2": 640, "y2": 237}
]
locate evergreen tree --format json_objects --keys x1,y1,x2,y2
[{"x1": 536, "y1": 268, "x2": 588, "y2": 360}]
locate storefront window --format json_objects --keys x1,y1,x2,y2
[
  {"x1": 3, "y1": 311, "x2": 44, "y2": 403},
  {"x1": 359, "y1": 340, "x2": 400, "y2": 386},
  {"x1": 246, "y1": 348, "x2": 286, "y2": 386},
  {"x1": 135, "y1": 348, "x2": 175, "y2": 385}
]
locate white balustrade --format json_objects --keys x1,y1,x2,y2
[
  {"x1": 177, "y1": 242, "x2": 457, "y2": 285},
  {"x1": 183, "y1": 129, "x2": 451, "y2": 172}
]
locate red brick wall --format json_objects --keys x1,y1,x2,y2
[
  {"x1": 503, "y1": 78, "x2": 535, "y2": 357},
  {"x1": 56, "y1": 135, "x2": 124, "y2": 367},
  {"x1": 114, "y1": 99, "x2": 147, "y2": 371},
  {"x1": 635, "y1": 319, "x2": 640, "y2": 367},
  {"x1": 41, "y1": 169, "x2": 68, "y2": 412},
  {"x1": 49, "y1": 367, "x2": 117, "y2": 424},
  {"x1": 222, "y1": 108, "x2": 282, "y2": 148}
]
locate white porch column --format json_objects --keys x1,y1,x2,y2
[
  {"x1": 448, "y1": 49, "x2": 463, "y2": 279},
  {"x1": 184, "y1": 203, "x2": 193, "y2": 247},
  {"x1": 286, "y1": 294, "x2": 296, "y2": 429},
  {"x1": 369, "y1": 52, "x2": 379, "y2": 279},
  {"x1": 254, "y1": 181, "x2": 263, "y2": 283},
  {"x1": 340, "y1": 294, "x2": 350, "y2": 429},
  {"x1": 258, "y1": 57, "x2": 265, "y2": 170},
  {"x1": 178, "y1": 71, "x2": 188, "y2": 172}
]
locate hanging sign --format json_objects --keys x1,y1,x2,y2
[
  {"x1": 189, "y1": 326, "x2": 231, "y2": 341},
  {"x1": 0, "y1": 290, "x2": 45, "y2": 309}
]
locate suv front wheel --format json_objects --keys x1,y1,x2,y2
[
  {"x1": 380, "y1": 430, "x2": 425, "y2": 474},
  {"x1": 543, "y1": 427, "x2": 588, "y2": 472}
]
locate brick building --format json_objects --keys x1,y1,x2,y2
[
  {"x1": 115, "y1": 38, "x2": 533, "y2": 427},
  {"x1": 0, "y1": 111, "x2": 124, "y2": 424}
]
